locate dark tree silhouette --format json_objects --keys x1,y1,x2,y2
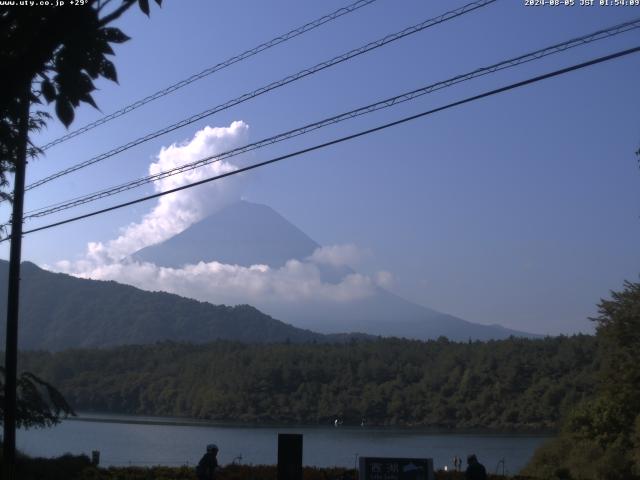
[
  {"x1": 0, "y1": 0, "x2": 161, "y2": 195},
  {"x1": 0, "y1": 367, "x2": 74, "y2": 429},
  {"x1": 1, "y1": 2, "x2": 161, "y2": 474},
  {"x1": 524, "y1": 279, "x2": 640, "y2": 479}
]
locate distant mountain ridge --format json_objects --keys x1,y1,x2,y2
[
  {"x1": 0, "y1": 261, "x2": 368, "y2": 351},
  {"x1": 133, "y1": 202, "x2": 319, "y2": 268},
  {"x1": 1, "y1": 201, "x2": 538, "y2": 349},
  {"x1": 130, "y1": 200, "x2": 538, "y2": 341}
]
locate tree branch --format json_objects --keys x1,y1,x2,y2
[{"x1": 97, "y1": 0, "x2": 137, "y2": 27}]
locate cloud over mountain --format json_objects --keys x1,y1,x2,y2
[
  {"x1": 54, "y1": 124, "x2": 388, "y2": 306},
  {"x1": 63, "y1": 255, "x2": 379, "y2": 305},
  {"x1": 49, "y1": 123, "x2": 537, "y2": 341},
  {"x1": 81, "y1": 121, "x2": 249, "y2": 266}
]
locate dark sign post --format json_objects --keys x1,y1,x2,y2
[
  {"x1": 359, "y1": 457, "x2": 434, "y2": 480},
  {"x1": 277, "y1": 433, "x2": 303, "y2": 480}
]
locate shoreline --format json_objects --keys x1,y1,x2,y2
[{"x1": 67, "y1": 411, "x2": 555, "y2": 436}]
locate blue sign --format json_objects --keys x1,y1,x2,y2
[{"x1": 359, "y1": 457, "x2": 434, "y2": 480}]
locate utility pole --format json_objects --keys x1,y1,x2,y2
[{"x1": 3, "y1": 84, "x2": 30, "y2": 480}]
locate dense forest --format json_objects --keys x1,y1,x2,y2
[
  {"x1": 18, "y1": 335, "x2": 597, "y2": 430},
  {"x1": 523, "y1": 280, "x2": 640, "y2": 479}
]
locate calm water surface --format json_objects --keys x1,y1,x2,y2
[{"x1": 17, "y1": 413, "x2": 550, "y2": 475}]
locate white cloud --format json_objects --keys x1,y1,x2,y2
[
  {"x1": 53, "y1": 123, "x2": 393, "y2": 309},
  {"x1": 88, "y1": 121, "x2": 249, "y2": 263},
  {"x1": 374, "y1": 270, "x2": 394, "y2": 288},
  {"x1": 56, "y1": 256, "x2": 378, "y2": 305},
  {"x1": 308, "y1": 244, "x2": 367, "y2": 267}
]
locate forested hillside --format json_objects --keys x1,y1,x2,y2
[
  {"x1": 0, "y1": 261, "x2": 355, "y2": 349},
  {"x1": 19, "y1": 335, "x2": 597, "y2": 430},
  {"x1": 523, "y1": 280, "x2": 640, "y2": 478}
]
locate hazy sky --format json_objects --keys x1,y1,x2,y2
[{"x1": 2, "y1": 0, "x2": 639, "y2": 335}]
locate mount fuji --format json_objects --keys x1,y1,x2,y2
[{"x1": 132, "y1": 201, "x2": 536, "y2": 341}]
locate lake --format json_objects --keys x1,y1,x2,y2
[{"x1": 17, "y1": 413, "x2": 550, "y2": 475}]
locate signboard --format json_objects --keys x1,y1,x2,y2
[
  {"x1": 359, "y1": 457, "x2": 434, "y2": 480},
  {"x1": 277, "y1": 433, "x2": 303, "y2": 480}
]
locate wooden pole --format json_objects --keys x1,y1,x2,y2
[{"x1": 3, "y1": 85, "x2": 30, "y2": 480}]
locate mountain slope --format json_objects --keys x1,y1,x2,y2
[
  {"x1": 259, "y1": 287, "x2": 535, "y2": 341},
  {"x1": 0, "y1": 261, "x2": 340, "y2": 351},
  {"x1": 130, "y1": 201, "x2": 538, "y2": 341},
  {"x1": 132, "y1": 201, "x2": 319, "y2": 268}
]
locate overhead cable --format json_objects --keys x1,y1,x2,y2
[
  {"x1": 5, "y1": 45, "x2": 637, "y2": 242},
  {"x1": 23, "y1": 18, "x2": 640, "y2": 220},
  {"x1": 25, "y1": 0, "x2": 497, "y2": 192},
  {"x1": 38, "y1": 0, "x2": 380, "y2": 151}
]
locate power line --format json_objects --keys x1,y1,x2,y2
[
  {"x1": 24, "y1": 0, "x2": 497, "y2": 192},
  {"x1": 38, "y1": 0, "x2": 379, "y2": 151},
  {"x1": 5, "y1": 45, "x2": 637, "y2": 242},
  {"x1": 22, "y1": 18, "x2": 640, "y2": 220}
]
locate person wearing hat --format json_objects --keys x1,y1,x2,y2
[
  {"x1": 465, "y1": 454, "x2": 487, "y2": 480},
  {"x1": 196, "y1": 444, "x2": 219, "y2": 480}
]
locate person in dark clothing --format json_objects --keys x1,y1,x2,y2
[
  {"x1": 465, "y1": 454, "x2": 487, "y2": 480},
  {"x1": 196, "y1": 443, "x2": 219, "y2": 480}
]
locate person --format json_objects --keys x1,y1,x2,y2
[
  {"x1": 465, "y1": 454, "x2": 487, "y2": 480},
  {"x1": 196, "y1": 444, "x2": 219, "y2": 480}
]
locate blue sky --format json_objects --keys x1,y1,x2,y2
[{"x1": 2, "y1": 0, "x2": 639, "y2": 335}]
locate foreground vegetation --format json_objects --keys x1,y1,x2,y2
[
  {"x1": 18, "y1": 334, "x2": 597, "y2": 430},
  {"x1": 523, "y1": 280, "x2": 640, "y2": 479},
  {"x1": 7, "y1": 279, "x2": 639, "y2": 480},
  {"x1": 9, "y1": 279, "x2": 639, "y2": 479},
  {"x1": 0, "y1": 452, "x2": 529, "y2": 480}
]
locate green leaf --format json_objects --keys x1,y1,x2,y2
[
  {"x1": 99, "y1": 58, "x2": 118, "y2": 83},
  {"x1": 77, "y1": 72, "x2": 96, "y2": 94},
  {"x1": 102, "y1": 27, "x2": 130, "y2": 44},
  {"x1": 55, "y1": 98, "x2": 74, "y2": 127},
  {"x1": 80, "y1": 92, "x2": 98, "y2": 110},
  {"x1": 138, "y1": 0, "x2": 150, "y2": 16},
  {"x1": 41, "y1": 78, "x2": 56, "y2": 103},
  {"x1": 98, "y1": 39, "x2": 115, "y2": 56},
  {"x1": 84, "y1": 52, "x2": 101, "y2": 78}
]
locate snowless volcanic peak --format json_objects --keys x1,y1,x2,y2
[
  {"x1": 129, "y1": 200, "x2": 539, "y2": 342},
  {"x1": 132, "y1": 201, "x2": 319, "y2": 269}
]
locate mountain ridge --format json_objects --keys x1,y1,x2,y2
[
  {"x1": 1, "y1": 201, "x2": 539, "y2": 348},
  {"x1": 0, "y1": 260, "x2": 370, "y2": 351},
  {"x1": 129, "y1": 200, "x2": 539, "y2": 341},
  {"x1": 132, "y1": 201, "x2": 320, "y2": 268}
]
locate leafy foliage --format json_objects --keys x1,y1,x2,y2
[
  {"x1": 0, "y1": 453, "x2": 92, "y2": 480},
  {"x1": 0, "y1": 0, "x2": 161, "y2": 449},
  {"x1": 523, "y1": 280, "x2": 640, "y2": 479},
  {"x1": 19, "y1": 335, "x2": 597, "y2": 430},
  {"x1": 0, "y1": 367, "x2": 74, "y2": 429},
  {"x1": 0, "y1": 0, "x2": 161, "y2": 198}
]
